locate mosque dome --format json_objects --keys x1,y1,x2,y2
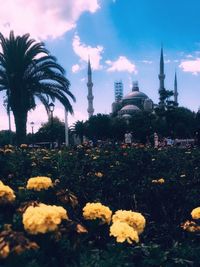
[
  {"x1": 123, "y1": 91, "x2": 148, "y2": 101},
  {"x1": 122, "y1": 114, "x2": 132, "y2": 120},
  {"x1": 118, "y1": 104, "x2": 141, "y2": 116},
  {"x1": 112, "y1": 81, "x2": 153, "y2": 115}
]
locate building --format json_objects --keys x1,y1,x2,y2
[
  {"x1": 111, "y1": 47, "x2": 178, "y2": 118},
  {"x1": 87, "y1": 58, "x2": 94, "y2": 118},
  {"x1": 112, "y1": 80, "x2": 153, "y2": 118},
  {"x1": 114, "y1": 80, "x2": 123, "y2": 102}
]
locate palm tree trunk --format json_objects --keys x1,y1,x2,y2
[{"x1": 13, "y1": 111, "x2": 27, "y2": 145}]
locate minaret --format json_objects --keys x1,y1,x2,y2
[
  {"x1": 174, "y1": 71, "x2": 178, "y2": 106},
  {"x1": 158, "y1": 47, "x2": 166, "y2": 106},
  {"x1": 87, "y1": 58, "x2": 94, "y2": 118}
]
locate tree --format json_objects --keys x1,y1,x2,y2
[
  {"x1": 0, "y1": 130, "x2": 16, "y2": 146},
  {"x1": 34, "y1": 117, "x2": 65, "y2": 145},
  {"x1": 0, "y1": 31, "x2": 75, "y2": 144},
  {"x1": 71, "y1": 120, "x2": 86, "y2": 143},
  {"x1": 85, "y1": 114, "x2": 112, "y2": 140}
]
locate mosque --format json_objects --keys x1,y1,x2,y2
[{"x1": 86, "y1": 48, "x2": 178, "y2": 119}]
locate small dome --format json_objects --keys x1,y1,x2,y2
[
  {"x1": 118, "y1": 104, "x2": 141, "y2": 116},
  {"x1": 123, "y1": 91, "x2": 148, "y2": 100},
  {"x1": 121, "y1": 104, "x2": 140, "y2": 111},
  {"x1": 122, "y1": 114, "x2": 132, "y2": 119}
]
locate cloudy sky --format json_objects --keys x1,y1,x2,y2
[{"x1": 0, "y1": 0, "x2": 200, "y2": 132}]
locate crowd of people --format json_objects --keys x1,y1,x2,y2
[{"x1": 77, "y1": 130, "x2": 200, "y2": 149}]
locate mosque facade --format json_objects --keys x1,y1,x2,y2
[
  {"x1": 86, "y1": 48, "x2": 178, "y2": 119},
  {"x1": 111, "y1": 48, "x2": 178, "y2": 118}
]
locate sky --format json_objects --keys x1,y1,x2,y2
[{"x1": 0, "y1": 0, "x2": 200, "y2": 132}]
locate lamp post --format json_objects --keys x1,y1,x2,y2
[
  {"x1": 65, "y1": 109, "x2": 69, "y2": 147},
  {"x1": 30, "y1": 121, "x2": 34, "y2": 147},
  {"x1": 49, "y1": 102, "x2": 55, "y2": 149}
]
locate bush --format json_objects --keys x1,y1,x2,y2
[{"x1": 0, "y1": 145, "x2": 200, "y2": 266}]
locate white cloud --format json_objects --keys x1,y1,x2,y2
[
  {"x1": 72, "y1": 34, "x2": 103, "y2": 70},
  {"x1": 186, "y1": 54, "x2": 193, "y2": 58},
  {"x1": 164, "y1": 59, "x2": 171, "y2": 64},
  {"x1": 141, "y1": 60, "x2": 153, "y2": 64},
  {"x1": 72, "y1": 64, "x2": 81, "y2": 73},
  {"x1": 0, "y1": 0, "x2": 100, "y2": 40},
  {"x1": 106, "y1": 56, "x2": 137, "y2": 73},
  {"x1": 179, "y1": 58, "x2": 200, "y2": 75}
]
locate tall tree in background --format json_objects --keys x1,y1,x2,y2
[{"x1": 0, "y1": 31, "x2": 75, "y2": 144}]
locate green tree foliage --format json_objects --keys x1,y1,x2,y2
[
  {"x1": 72, "y1": 107, "x2": 196, "y2": 144},
  {"x1": 158, "y1": 88, "x2": 174, "y2": 109},
  {"x1": 0, "y1": 31, "x2": 75, "y2": 145},
  {"x1": 128, "y1": 112, "x2": 157, "y2": 143},
  {"x1": 110, "y1": 117, "x2": 127, "y2": 141},
  {"x1": 71, "y1": 120, "x2": 86, "y2": 143},
  {"x1": 34, "y1": 117, "x2": 65, "y2": 145},
  {"x1": 0, "y1": 130, "x2": 15, "y2": 146},
  {"x1": 85, "y1": 114, "x2": 112, "y2": 140}
]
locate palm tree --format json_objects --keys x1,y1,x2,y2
[
  {"x1": 0, "y1": 31, "x2": 75, "y2": 144},
  {"x1": 72, "y1": 120, "x2": 86, "y2": 143}
]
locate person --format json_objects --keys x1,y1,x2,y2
[
  {"x1": 154, "y1": 132, "x2": 159, "y2": 148},
  {"x1": 124, "y1": 131, "x2": 132, "y2": 146},
  {"x1": 195, "y1": 129, "x2": 200, "y2": 147}
]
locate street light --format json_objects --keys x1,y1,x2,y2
[
  {"x1": 30, "y1": 121, "x2": 34, "y2": 147},
  {"x1": 49, "y1": 102, "x2": 55, "y2": 149}
]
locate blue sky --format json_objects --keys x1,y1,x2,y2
[{"x1": 0, "y1": 0, "x2": 200, "y2": 132}]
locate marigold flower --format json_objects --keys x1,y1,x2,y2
[
  {"x1": 42, "y1": 156, "x2": 51, "y2": 160},
  {"x1": 20, "y1": 144, "x2": 28, "y2": 148},
  {"x1": 191, "y1": 207, "x2": 200, "y2": 220},
  {"x1": 0, "y1": 181, "x2": 16, "y2": 203},
  {"x1": 181, "y1": 220, "x2": 200, "y2": 232},
  {"x1": 152, "y1": 178, "x2": 165, "y2": 184},
  {"x1": 23, "y1": 203, "x2": 68, "y2": 234},
  {"x1": 26, "y1": 176, "x2": 53, "y2": 191},
  {"x1": 4, "y1": 149, "x2": 13, "y2": 154},
  {"x1": 83, "y1": 202, "x2": 112, "y2": 224},
  {"x1": 95, "y1": 172, "x2": 103, "y2": 177},
  {"x1": 110, "y1": 221, "x2": 139, "y2": 244},
  {"x1": 112, "y1": 210, "x2": 146, "y2": 234},
  {"x1": 0, "y1": 244, "x2": 10, "y2": 258}
]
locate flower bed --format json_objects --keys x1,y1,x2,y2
[{"x1": 0, "y1": 145, "x2": 200, "y2": 266}]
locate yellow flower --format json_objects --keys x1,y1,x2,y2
[
  {"x1": 152, "y1": 178, "x2": 165, "y2": 184},
  {"x1": 20, "y1": 144, "x2": 28, "y2": 149},
  {"x1": 112, "y1": 210, "x2": 146, "y2": 234},
  {"x1": 23, "y1": 203, "x2": 68, "y2": 234},
  {"x1": 95, "y1": 172, "x2": 103, "y2": 177},
  {"x1": 181, "y1": 220, "x2": 200, "y2": 232},
  {"x1": 42, "y1": 156, "x2": 51, "y2": 160},
  {"x1": 26, "y1": 176, "x2": 53, "y2": 191},
  {"x1": 83, "y1": 202, "x2": 112, "y2": 224},
  {"x1": 158, "y1": 178, "x2": 165, "y2": 183},
  {"x1": 0, "y1": 181, "x2": 16, "y2": 203},
  {"x1": 4, "y1": 149, "x2": 14, "y2": 154},
  {"x1": 0, "y1": 244, "x2": 10, "y2": 258},
  {"x1": 191, "y1": 207, "x2": 200, "y2": 220},
  {"x1": 110, "y1": 221, "x2": 139, "y2": 244}
]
